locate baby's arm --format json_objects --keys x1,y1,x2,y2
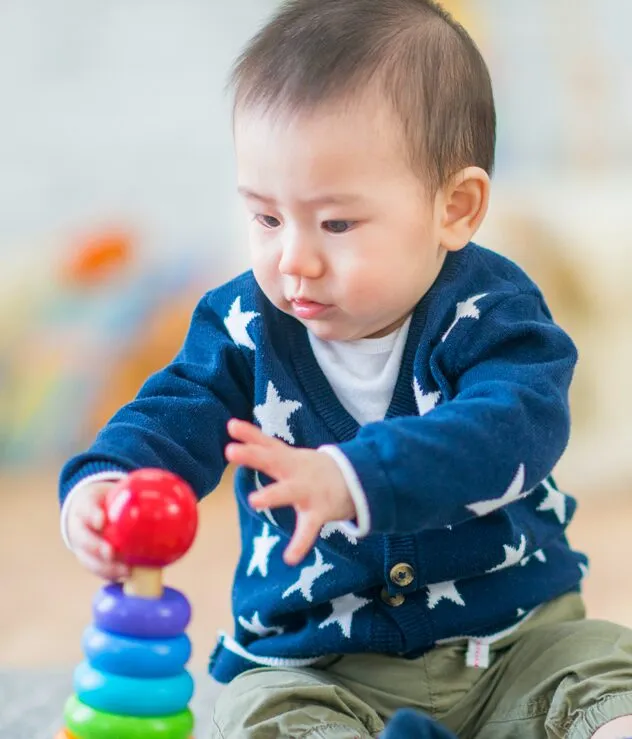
[
  {"x1": 60, "y1": 292, "x2": 253, "y2": 499},
  {"x1": 59, "y1": 291, "x2": 254, "y2": 573},
  {"x1": 334, "y1": 290, "x2": 576, "y2": 535},
  {"x1": 228, "y1": 290, "x2": 577, "y2": 563}
]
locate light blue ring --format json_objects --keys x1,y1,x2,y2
[{"x1": 82, "y1": 625, "x2": 191, "y2": 678}]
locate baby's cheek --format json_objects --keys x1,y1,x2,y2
[
  {"x1": 251, "y1": 260, "x2": 280, "y2": 303},
  {"x1": 349, "y1": 272, "x2": 386, "y2": 311}
]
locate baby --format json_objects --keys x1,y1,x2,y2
[{"x1": 59, "y1": 1, "x2": 632, "y2": 737}]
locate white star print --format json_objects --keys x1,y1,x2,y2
[
  {"x1": 282, "y1": 548, "x2": 334, "y2": 603},
  {"x1": 319, "y1": 593, "x2": 370, "y2": 639},
  {"x1": 254, "y1": 381, "x2": 302, "y2": 444},
  {"x1": 521, "y1": 549, "x2": 546, "y2": 567},
  {"x1": 487, "y1": 534, "x2": 527, "y2": 573},
  {"x1": 247, "y1": 523, "x2": 280, "y2": 578},
  {"x1": 441, "y1": 293, "x2": 489, "y2": 342},
  {"x1": 238, "y1": 611, "x2": 284, "y2": 637},
  {"x1": 413, "y1": 377, "x2": 441, "y2": 416},
  {"x1": 320, "y1": 522, "x2": 358, "y2": 545},
  {"x1": 466, "y1": 464, "x2": 530, "y2": 517},
  {"x1": 427, "y1": 580, "x2": 466, "y2": 610},
  {"x1": 579, "y1": 562, "x2": 589, "y2": 578},
  {"x1": 224, "y1": 296, "x2": 259, "y2": 350},
  {"x1": 517, "y1": 608, "x2": 526, "y2": 617},
  {"x1": 536, "y1": 478, "x2": 566, "y2": 524}
]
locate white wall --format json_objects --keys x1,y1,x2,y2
[{"x1": 0, "y1": 0, "x2": 278, "y2": 269}]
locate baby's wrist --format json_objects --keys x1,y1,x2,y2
[
  {"x1": 318, "y1": 445, "x2": 371, "y2": 537},
  {"x1": 331, "y1": 466, "x2": 357, "y2": 522}
]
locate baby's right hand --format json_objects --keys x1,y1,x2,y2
[{"x1": 65, "y1": 481, "x2": 130, "y2": 581}]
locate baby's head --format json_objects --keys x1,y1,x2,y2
[{"x1": 230, "y1": 0, "x2": 495, "y2": 341}]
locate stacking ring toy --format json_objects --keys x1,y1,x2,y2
[{"x1": 57, "y1": 469, "x2": 199, "y2": 738}]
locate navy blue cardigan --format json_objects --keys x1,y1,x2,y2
[{"x1": 59, "y1": 243, "x2": 588, "y2": 683}]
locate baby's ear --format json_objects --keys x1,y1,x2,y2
[{"x1": 438, "y1": 167, "x2": 490, "y2": 252}]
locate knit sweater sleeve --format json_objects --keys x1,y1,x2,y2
[
  {"x1": 58, "y1": 291, "x2": 253, "y2": 504},
  {"x1": 336, "y1": 291, "x2": 577, "y2": 534}
]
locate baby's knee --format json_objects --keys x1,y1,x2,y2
[
  {"x1": 213, "y1": 667, "x2": 290, "y2": 718},
  {"x1": 211, "y1": 667, "x2": 322, "y2": 732},
  {"x1": 210, "y1": 666, "x2": 380, "y2": 739}
]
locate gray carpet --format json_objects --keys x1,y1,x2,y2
[{"x1": 0, "y1": 669, "x2": 222, "y2": 738}]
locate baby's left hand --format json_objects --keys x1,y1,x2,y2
[{"x1": 225, "y1": 419, "x2": 355, "y2": 565}]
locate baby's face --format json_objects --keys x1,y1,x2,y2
[{"x1": 235, "y1": 97, "x2": 447, "y2": 341}]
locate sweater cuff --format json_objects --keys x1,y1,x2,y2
[
  {"x1": 60, "y1": 460, "x2": 132, "y2": 503},
  {"x1": 60, "y1": 471, "x2": 127, "y2": 550},
  {"x1": 335, "y1": 438, "x2": 396, "y2": 533},
  {"x1": 318, "y1": 445, "x2": 371, "y2": 538}
]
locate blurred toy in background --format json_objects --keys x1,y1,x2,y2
[
  {"x1": 0, "y1": 226, "x2": 222, "y2": 469},
  {"x1": 60, "y1": 228, "x2": 134, "y2": 286}
]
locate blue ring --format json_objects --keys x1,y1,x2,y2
[
  {"x1": 93, "y1": 584, "x2": 191, "y2": 638},
  {"x1": 73, "y1": 661, "x2": 194, "y2": 717},
  {"x1": 82, "y1": 625, "x2": 191, "y2": 678}
]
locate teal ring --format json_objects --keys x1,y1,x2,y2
[{"x1": 73, "y1": 661, "x2": 194, "y2": 717}]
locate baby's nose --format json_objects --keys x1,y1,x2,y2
[{"x1": 278, "y1": 236, "x2": 325, "y2": 279}]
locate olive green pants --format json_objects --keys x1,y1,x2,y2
[{"x1": 210, "y1": 593, "x2": 632, "y2": 738}]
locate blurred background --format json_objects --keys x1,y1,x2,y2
[{"x1": 0, "y1": 0, "x2": 630, "y2": 732}]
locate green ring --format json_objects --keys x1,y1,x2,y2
[{"x1": 64, "y1": 695, "x2": 193, "y2": 739}]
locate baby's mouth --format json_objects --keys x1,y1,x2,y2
[{"x1": 290, "y1": 298, "x2": 331, "y2": 319}]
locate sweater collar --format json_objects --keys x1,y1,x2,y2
[{"x1": 281, "y1": 249, "x2": 463, "y2": 442}]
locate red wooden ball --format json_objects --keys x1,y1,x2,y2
[{"x1": 102, "y1": 469, "x2": 198, "y2": 567}]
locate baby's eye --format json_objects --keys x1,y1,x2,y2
[
  {"x1": 323, "y1": 220, "x2": 355, "y2": 234},
  {"x1": 254, "y1": 214, "x2": 281, "y2": 229}
]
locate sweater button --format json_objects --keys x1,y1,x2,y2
[
  {"x1": 389, "y1": 563, "x2": 415, "y2": 587},
  {"x1": 381, "y1": 589, "x2": 406, "y2": 607}
]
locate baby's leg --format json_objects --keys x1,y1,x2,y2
[
  {"x1": 210, "y1": 665, "x2": 385, "y2": 738},
  {"x1": 467, "y1": 615, "x2": 632, "y2": 739}
]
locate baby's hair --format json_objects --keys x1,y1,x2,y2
[{"x1": 228, "y1": 0, "x2": 496, "y2": 193}]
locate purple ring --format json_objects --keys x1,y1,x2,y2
[{"x1": 93, "y1": 584, "x2": 191, "y2": 638}]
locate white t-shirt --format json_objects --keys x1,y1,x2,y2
[
  {"x1": 309, "y1": 316, "x2": 412, "y2": 538},
  {"x1": 308, "y1": 316, "x2": 412, "y2": 426}
]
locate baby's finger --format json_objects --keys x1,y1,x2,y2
[
  {"x1": 73, "y1": 492, "x2": 107, "y2": 531},
  {"x1": 75, "y1": 549, "x2": 129, "y2": 582},
  {"x1": 284, "y1": 513, "x2": 321, "y2": 566},
  {"x1": 226, "y1": 442, "x2": 280, "y2": 478},
  {"x1": 248, "y1": 482, "x2": 297, "y2": 511},
  {"x1": 71, "y1": 525, "x2": 114, "y2": 561},
  {"x1": 78, "y1": 505, "x2": 105, "y2": 532},
  {"x1": 227, "y1": 419, "x2": 279, "y2": 447}
]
